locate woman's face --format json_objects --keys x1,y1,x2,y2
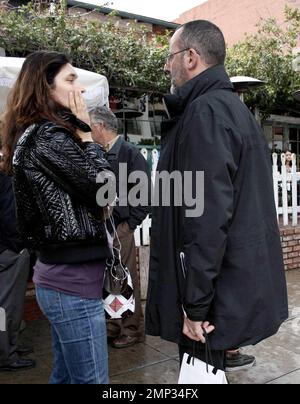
[
  {"x1": 51, "y1": 63, "x2": 85, "y2": 109},
  {"x1": 286, "y1": 151, "x2": 293, "y2": 162}
]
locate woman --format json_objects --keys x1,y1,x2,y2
[
  {"x1": 1, "y1": 51, "x2": 114, "y2": 384},
  {"x1": 284, "y1": 150, "x2": 294, "y2": 205},
  {"x1": 285, "y1": 149, "x2": 293, "y2": 174}
]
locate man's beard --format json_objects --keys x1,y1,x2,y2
[{"x1": 170, "y1": 67, "x2": 189, "y2": 94}]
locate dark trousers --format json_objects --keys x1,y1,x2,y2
[
  {"x1": 179, "y1": 335, "x2": 225, "y2": 371},
  {"x1": 107, "y1": 222, "x2": 144, "y2": 341},
  {"x1": 0, "y1": 249, "x2": 30, "y2": 366}
]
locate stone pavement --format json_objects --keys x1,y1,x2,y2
[{"x1": 0, "y1": 270, "x2": 299, "y2": 385}]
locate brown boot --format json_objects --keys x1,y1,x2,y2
[{"x1": 111, "y1": 335, "x2": 140, "y2": 349}]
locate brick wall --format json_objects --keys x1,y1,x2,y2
[
  {"x1": 281, "y1": 225, "x2": 300, "y2": 271},
  {"x1": 175, "y1": 0, "x2": 300, "y2": 47}
]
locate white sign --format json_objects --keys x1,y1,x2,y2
[
  {"x1": 0, "y1": 307, "x2": 6, "y2": 332},
  {"x1": 292, "y1": 48, "x2": 300, "y2": 72}
]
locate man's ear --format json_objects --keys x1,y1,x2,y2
[
  {"x1": 94, "y1": 122, "x2": 104, "y2": 131},
  {"x1": 186, "y1": 49, "x2": 199, "y2": 70},
  {"x1": 98, "y1": 121, "x2": 106, "y2": 131}
]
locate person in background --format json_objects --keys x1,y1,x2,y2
[
  {"x1": 90, "y1": 106, "x2": 151, "y2": 349},
  {"x1": 0, "y1": 153, "x2": 34, "y2": 372},
  {"x1": 146, "y1": 20, "x2": 288, "y2": 377},
  {"x1": 225, "y1": 349, "x2": 256, "y2": 372},
  {"x1": 285, "y1": 150, "x2": 293, "y2": 173},
  {"x1": 284, "y1": 149, "x2": 294, "y2": 206},
  {"x1": 1, "y1": 51, "x2": 115, "y2": 384}
]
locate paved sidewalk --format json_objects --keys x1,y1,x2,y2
[{"x1": 0, "y1": 270, "x2": 299, "y2": 384}]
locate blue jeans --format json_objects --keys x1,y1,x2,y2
[{"x1": 36, "y1": 287, "x2": 109, "y2": 384}]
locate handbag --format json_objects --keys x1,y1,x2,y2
[
  {"x1": 178, "y1": 331, "x2": 228, "y2": 385},
  {"x1": 104, "y1": 254, "x2": 128, "y2": 295},
  {"x1": 103, "y1": 214, "x2": 135, "y2": 320}
]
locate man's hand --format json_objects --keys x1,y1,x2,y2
[{"x1": 183, "y1": 318, "x2": 215, "y2": 343}]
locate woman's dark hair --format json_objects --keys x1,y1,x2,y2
[{"x1": 1, "y1": 51, "x2": 76, "y2": 174}]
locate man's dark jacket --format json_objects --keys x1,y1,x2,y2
[
  {"x1": 0, "y1": 172, "x2": 23, "y2": 254},
  {"x1": 106, "y1": 137, "x2": 151, "y2": 230},
  {"x1": 146, "y1": 65, "x2": 289, "y2": 350}
]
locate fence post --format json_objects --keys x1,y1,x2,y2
[
  {"x1": 134, "y1": 227, "x2": 141, "y2": 247},
  {"x1": 151, "y1": 149, "x2": 159, "y2": 187},
  {"x1": 134, "y1": 148, "x2": 149, "y2": 247},
  {"x1": 142, "y1": 216, "x2": 151, "y2": 246},
  {"x1": 273, "y1": 153, "x2": 279, "y2": 221},
  {"x1": 281, "y1": 154, "x2": 289, "y2": 226},
  {"x1": 292, "y1": 154, "x2": 298, "y2": 226},
  {"x1": 134, "y1": 148, "x2": 158, "y2": 247},
  {"x1": 140, "y1": 148, "x2": 148, "y2": 164}
]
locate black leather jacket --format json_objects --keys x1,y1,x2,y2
[{"x1": 13, "y1": 119, "x2": 113, "y2": 264}]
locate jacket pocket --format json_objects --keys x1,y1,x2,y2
[{"x1": 0, "y1": 249, "x2": 19, "y2": 273}]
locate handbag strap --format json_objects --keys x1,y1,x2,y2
[{"x1": 105, "y1": 210, "x2": 129, "y2": 280}]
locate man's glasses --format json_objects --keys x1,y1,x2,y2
[{"x1": 166, "y1": 48, "x2": 190, "y2": 63}]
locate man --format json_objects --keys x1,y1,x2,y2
[
  {"x1": 0, "y1": 167, "x2": 35, "y2": 371},
  {"x1": 146, "y1": 20, "x2": 289, "y2": 373},
  {"x1": 90, "y1": 107, "x2": 151, "y2": 348}
]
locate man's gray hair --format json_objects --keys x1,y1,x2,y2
[
  {"x1": 89, "y1": 106, "x2": 119, "y2": 134},
  {"x1": 178, "y1": 20, "x2": 226, "y2": 66}
]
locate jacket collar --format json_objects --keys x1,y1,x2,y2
[
  {"x1": 106, "y1": 136, "x2": 124, "y2": 161},
  {"x1": 164, "y1": 64, "x2": 234, "y2": 118}
]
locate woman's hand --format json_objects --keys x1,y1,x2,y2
[
  {"x1": 69, "y1": 91, "x2": 90, "y2": 125},
  {"x1": 69, "y1": 91, "x2": 93, "y2": 142}
]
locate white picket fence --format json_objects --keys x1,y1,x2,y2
[
  {"x1": 273, "y1": 153, "x2": 300, "y2": 227},
  {"x1": 134, "y1": 148, "x2": 159, "y2": 247}
]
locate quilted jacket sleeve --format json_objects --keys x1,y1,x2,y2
[{"x1": 33, "y1": 127, "x2": 114, "y2": 209}]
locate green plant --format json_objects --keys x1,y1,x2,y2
[
  {"x1": 0, "y1": 0, "x2": 170, "y2": 92},
  {"x1": 226, "y1": 6, "x2": 300, "y2": 117},
  {"x1": 2, "y1": 2, "x2": 300, "y2": 116}
]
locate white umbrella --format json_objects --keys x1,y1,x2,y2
[
  {"x1": 0, "y1": 56, "x2": 109, "y2": 113},
  {"x1": 230, "y1": 76, "x2": 266, "y2": 104},
  {"x1": 230, "y1": 76, "x2": 266, "y2": 123},
  {"x1": 230, "y1": 76, "x2": 266, "y2": 92}
]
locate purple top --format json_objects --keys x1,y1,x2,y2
[{"x1": 33, "y1": 259, "x2": 106, "y2": 300}]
